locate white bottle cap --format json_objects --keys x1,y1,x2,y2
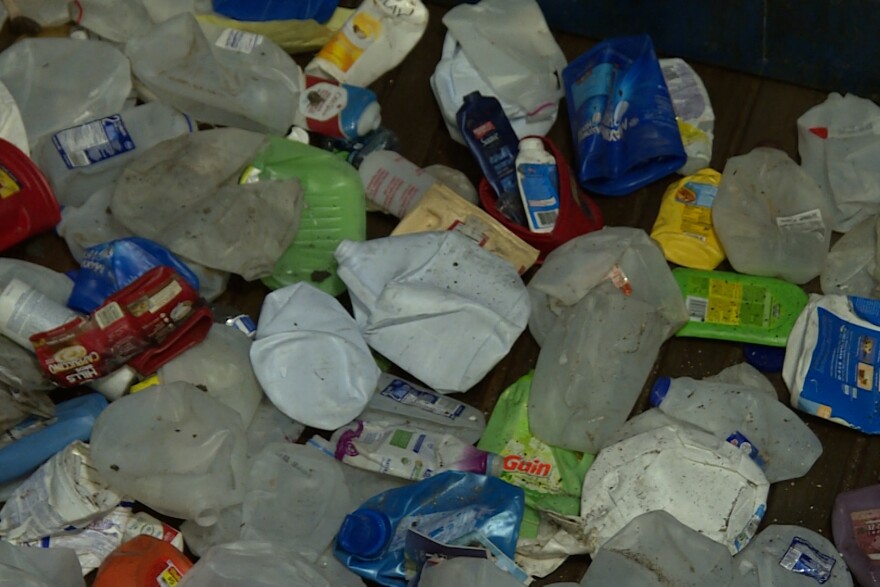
[
  {"x1": 518, "y1": 137, "x2": 545, "y2": 152},
  {"x1": 357, "y1": 101, "x2": 382, "y2": 137}
]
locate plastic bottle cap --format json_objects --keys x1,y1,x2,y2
[
  {"x1": 518, "y1": 137, "x2": 545, "y2": 152},
  {"x1": 356, "y1": 101, "x2": 382, "y2": 137},
  {"x1": 337, "y1": 509, "x2": 393, "y2": 558},
  {"x1": 649, "y1": 376, "x2": 672, "y2": 407},
  {"x1": 743, "y1": 343, "x2": 786, "y2": 373}
]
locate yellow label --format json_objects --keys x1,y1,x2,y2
[
  {"x1": 706, "y1": 279, "x2": 743, "y2": 325},
  {"x1": 0, "y1": 165, "x2": 20, "y2": 199},
  {"x1": 315, "y1": 10, "x2": 381, "y2": 74},
  {"x1": 158, "y1": 561, "x2": 183, "y2": 587}
]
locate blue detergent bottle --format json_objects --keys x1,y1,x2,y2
[
  {"x1": 334, "y1": 470, "x2": 524, "y2": 587},
  {"x1": 0, "y1": 393, "x2": 108, "y2": 484}
]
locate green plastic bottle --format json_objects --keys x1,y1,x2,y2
[
  {"x1": 673, "y1": 267, "x2": 809, "y2": 346},
  {"x1": 242, "y1": 136, "x2": 366, "y2": 297}
]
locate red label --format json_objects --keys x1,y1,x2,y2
[
  {"x1": 502, "y1": 454, "x2": 552, "y2": 477},
  {"x1": 851, "y1": 508, "x2": 880, "y2": 562},
  {"x1": 30, "y1": 267, "x2": 209, "y2": 387}
]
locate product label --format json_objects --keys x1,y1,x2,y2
[
  {"x1": 52, "y1": 115, "x2": 135, "y2": 169},
  {"x1": 607, "y1": 264, "x2": 633, "y2": 296},
  {"x1": 776, "y1": 209, "x2": 826, "y2": 234},
  {"x1": 315, "y1": 10, "x2": 381, "y2": 73},
  {"x1": 778, "y1": 537, "x2": 835, "y2": 583},
  {"x1": 215, "y1": 28, "x2": 262, "y2": 53},
  {"x1": 157, "y1": 561, "x2": 184, "y2": 586},
  {"x1": 518, "y1": 162, "x2": 559, "y2": 231},
  {"x1": 0, "y1": 162, "x2": 20, "y2": 198},
  {"x1": 379, "y1": 378, "x2": 466, "y2": 420},
  {"x1": 391, "y1": 508, "x2": 479, "y2": 551},
  {"x1": 684, "y1": 276, "x2": 780, "y2": 328},
  {"x1": 299, "y1": 81, "x2": 348, "y2": 123},
  {"x1": 677, "y1": 181, "x2": 717, "y2": 241},
  {"x1": 851, "y1": 508, "x2": 880, "y2": 560},
  {"x1": 570, "y1": 61, "x2": 639, "y2": 143},
  {"x1": 732, "y1": 503, "x2": 766, "y2": 554},
  {"x1": 725, "y1": 431, "x2": 766, "y2": 469},
  {"x1": 798, "y1": 307, "x2": 880, "y2": 427},
  {"x1": 499, "y1": 437, "x2": 562, "y2": 494}
]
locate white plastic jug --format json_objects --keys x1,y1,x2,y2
[
  {"x1": 31, "y1": 102, "x2": 195, "y2": 208},
  {"x1": 90, "y1": 381, "x2": 249, "y2": 526},
  {"x1": 71, "y1": 0, "x2": 155, "y2": 44},
  {"x1": 241, "y1": 443, "x2": 352, "y2": 557},
  {"x1": 526, "y1": 227, "x2": 688, "y2": 453},
  {"x1": 712, "y1": 147, "x2": 833, "y2": 284},
  {"x1": 579, "y1": 422, "x2": 769, "y2": 555},
  {"x1": 177, "y1": 541, "x2": 332, "y2": 587},
  {"x1": 821, "y1": 214, "x2": 880, "y2": 297},
  {"x1": 0, "y1": 38, "x2": 132, "y2": 144},
  {"x1": 156, "y1": 323, "x2": 263, "y2": 427},
  {"x1": 126, "y1": 13, "x2": 305, "y2": 134},
  {"x1": 733, "y1": 525, "x2": 853, "y2": 586},
  {"x1": 579, "y1": 510, "x2": 735, "y2": 587},
  {"x1": 335, "y1": 230, "x2": 531, "y2": 393},
  {"x1": 249, "y1": 282, "x2": 379, "y2": 430},
  {"x1": 648, "y1": 375, "x2": 823, "y2": 483}
]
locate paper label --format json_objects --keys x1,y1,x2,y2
[
  {"x1": 215, "y1": 28, "x2": 262, "y2": 53},
  {"x1": 778, "y1": 537, "x2": 835, "y2": 583},
  {"x1": 776, "y1": 209, "x2": 826, "y2": 233},
  {"x1": 157, "y1": 561, "x2": 184, "y2": 586},
  {"x1": 851, "y1": 508, "x2": 880, "y2": 561},
  {"x1": 300, "y1": 80, "x2": 348, "y2": 123},
  {"x1": 315, "y1": 10, "x2": 381, "y2": 73},
  {"x1": 684, "y1": 276, "x2": 780, "y2": 328},
  {"x1": 52, "y1": 115, "x2": 135, "y2": 169},
  {"x1": 677, "y1": 181, "x2": 717, "y2": 241},
  {"x1": 518, "y1": 162, "x2": 559, "y2": 231}
]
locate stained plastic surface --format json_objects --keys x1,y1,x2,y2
[
  {"x1": 90, "y1": 382, "x2": 248, "y2": 526},
  {"x1": 562, "y1": 34, "x2": 686, "y2": 196},
  {"x1": 336, "y1": 231, "x2": 531, "y2": 393},
  {"x1": 713, "y1": 147, "x2": 833, "y2": 284},
  {"x1": 111, "y1": 128, "x2": 304, "y2": 281},
  {"x1": 526, "y1": 227, "x2": 688, "y2": 453},
  {"x1": 126, "y1": 13, "x2": 304, "y2": 134}
]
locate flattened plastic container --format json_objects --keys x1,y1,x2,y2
[
  {"x1": 244, "y1": 136, "x2": 366, "y2": 297},
  {"x1": 90, "y1": 382, "x2": 248, "y2": 526},
  {"x1": 125, "y1": 13, "x2": 304, "y2": 134},
  {"x1": 673, "y1": 267, "x2": 809, "y2": 346},
  {"x1": 0, "y1": 138, "x2": 60, "y2": 253},
  {"x1": 0, "y1": 38, "x2": 132, "y2": 145}
]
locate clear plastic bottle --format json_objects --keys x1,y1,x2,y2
[
  {"x1": 516, "y1": 137, "x2": 559, "y2": 233},
  {"x1": 31, "y1": 102, "x2": 194, "y2": 208}
]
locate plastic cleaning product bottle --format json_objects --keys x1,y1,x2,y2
[
  {"x1": 334, "y1": 470, "x2": 524, "y2": 587},
  {"x1": 832, "y1": 484, "x2": 880, "y2": 586},
  {"x1": 306, "y1": 0, "x2": 429, "y2": 87},
  {"x1": 0, "y1": 138, "x2": 60, "y2": 253},
  {"x1": 0, "y1": 392, "x2": 108, "y2": 484},
  {"x1": 293, "y1": 74, "x2": 381, "y2": 140},
  {"x1": 673, "y1": 267, "x2": 810, "y2": 346},
  {"x1": 92, "y1": 535, "x2": 194, "y2": 587},
  {"x1": 326, "y1": 419, "x2": 501, "y2": 482},
  {"x1": 515, "y1": 137, "x2": 559, "y2": 233},
  {"x1": 649, "y1": 375, "x2": 822, "y2": 483},
  {"x1": 457, "y1": 92, "x2": 526, "y2": 226},
  {"x1": 358, "y1": 149, "x2": 437, "y2": 217},
  {"x1": 31, "y1": 102, "x2": 195, "y2": 208}
]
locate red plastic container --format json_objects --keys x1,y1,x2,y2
[
  {"x1": 93, "y1": 534, "x2": 193, "y2": 587},
  {"x1": 478, "y1": 135, "x2": 604, "y2": 262},
  {"x1": 0, "y1": 137, "x2": 60, "y2": 252}
]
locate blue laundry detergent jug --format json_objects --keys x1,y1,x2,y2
[
  {"x1": 212, "y1": 0, "x2": 339, "y2": 23},
  {"x1": 334, "y1": 470, "x2": 524, "y2": 587},
  {"x1": 563, "y1": 34, "x2": 686, "y2": 196}
]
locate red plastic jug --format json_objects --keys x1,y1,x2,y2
[
  {"x1": 0, "y1": 137, "x2": 60, "y2": 252},
  {"x1": 93, "y1": 534, "x2": 193, "y2": 587}
]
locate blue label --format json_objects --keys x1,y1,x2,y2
[
  {"x1": 778, "y1": 537, "x2": 835, "y2": 583},
  {"x1": 52, "y1": 114, "x2": 135, "y2": 170},
  {"x1": 798, "y1": 307, "x2": 880, "y2": 431},
  {"x1": 850, "y1": 295, "x2": 880, "y2": 327},
  {"x1": 518, "y1": 162, "x2": 560, "y2": 230},
  {"x1": 725, "y1": 431, "x2": 766, "y2": 469},
  {"x1": 680, "y1": 181, "x2": 718, "y2": 208}
]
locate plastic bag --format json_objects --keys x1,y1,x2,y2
[
  {"x1": 713, "y1": 147, "x2": 833, "y2": 284},
  {"x1": 562, "y1": 34, "x2": 686, "y2": 196},
  {"x1": 432, "y1": 0, "x2": 566, "y2": 145},
  {"x1": 111, "y1": 128, "x2": 304, "y2": 281},
  {"x1": 335, "y1": 231, "x2": 531, "y2": 393},
  {"x1": 798, "y1": 92, "x2": 880, "y2": 232},
  {"x1": 125, "y1": 13, "x2": 304, "y2": 134}
]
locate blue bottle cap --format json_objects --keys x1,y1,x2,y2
[
  {"x1": 649, "y1": 376, "x2": 672, "y2": 407},
  {"x1": 336, "y1": 508, "x2": 392, "y2": 558},
  {"x1": 743, "y1": 343, "x2": 786, "y2": 373}
]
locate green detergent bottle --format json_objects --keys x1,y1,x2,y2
[
  {"x1": 242, "y1": 136, "x2": 366, "y2": 296},
  {"x1": 673, "y1": 267, "x2": 809, "y2": 346}
]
